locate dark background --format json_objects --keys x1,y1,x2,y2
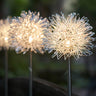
[{"x1": 0, "y1": 0, "x2": 96, "y2": 96}]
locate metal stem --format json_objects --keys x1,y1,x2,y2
[
  {"x1": 68, "y1": 57, "x2": 72, "y2": 96},
  {"x1": 29, "y1": 50, "x2": 32, "y2": 96},
  {"x1": 5, "y1": 49, "x2": 8, "y2": 96}
]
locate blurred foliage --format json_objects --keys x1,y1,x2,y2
[
  {"x1": 5, "y1": 0, "x2": 29, "y2": 16},
  {"x1": 79, "y1": 0, "x2": 96, "y2": 12},
  {"x1": 40, "y1": 0, "x2": 57, "y2": 5},
  {"x1": 78, "y1": 0, "x2": 96, "y2": 38}
]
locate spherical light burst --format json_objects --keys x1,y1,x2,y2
[
  {"x1": 9, "y1": 10, "x2": 48, "y2": 53},
  {"x1": 44, "y1": 13, "x2": 95, "y2": 60},
  {"x1": 0, "y1": 18, "x2": 11, "y2": 50}
]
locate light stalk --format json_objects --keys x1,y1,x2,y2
[
  {"x1": 5, "y1": 48, "x2": 8, "y2": 96},
  {"x1": 29, "y1": 49, "x2": 32, "y2": 96},
  {"x1": 68, "y1": 57, "x2": 72, "y2": 96}
]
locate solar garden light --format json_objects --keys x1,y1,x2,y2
[
  {"x1": 0, "y1": 18, "x2": 11, "y2": 96},
  {"x1": 9, "y1": 10, "x2": 48, "y2": 96},
  {"x1": 43, "y1": 12, "x2": 95, "y2": 96}
]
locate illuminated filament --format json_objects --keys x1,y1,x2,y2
[
  {"x1": 4, "y1": 37, "x2": 8, "y2": 42},
  {"x1": 66, "y1": 40, "x2": 70, "y2": 47},
  {"x1": 29, "y1": 36, "x2": 33, "y2": 43}
]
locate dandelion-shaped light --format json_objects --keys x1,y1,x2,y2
[
  {"x1": 44, "y1": 13, "x2": 95, "y2": 60},
  {"x1": 0, "y1": 18, "x2": 11, "y2": 50},
  {"x1": 43, "y1": 12, "x2": 95, "y2": 96},
  {"x1": 0, "y1": 17, "x2": 11, "y2": 96},
  {"x1": 9, "y1": 10, "x2": 48, "y2": 96},
  {"x1": 9, "y1": 10, "x2": 48, "y2": 54}
]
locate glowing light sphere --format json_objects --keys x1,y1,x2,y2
[
  {"x1": 0, "y1": 18, "x2": 11, "y2": 50},
  {"x1": 43, "y1": 13, "x2": 95, "y2": 60},
  {"x1": 9, "y1": 10, "x2": 48, "y2": 53}
]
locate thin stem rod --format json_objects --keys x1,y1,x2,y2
[
  {"x1": 68, "y1": 57, "x2": 72, "y2": 96},
  {"x1": 29, "y1": 50, "x2": 32, "y2": 96},
  {"x1": 5, "y1": 49, "x2": 8, "y2": 96}
]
